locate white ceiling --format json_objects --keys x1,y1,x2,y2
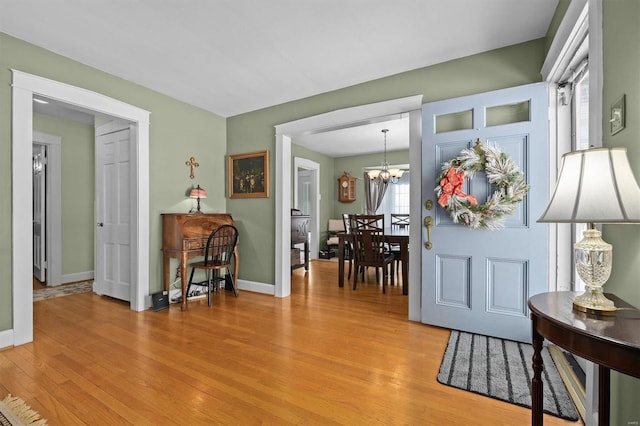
[{"x1": 1, "y1": 0, "x2": 558, "y2": 157}]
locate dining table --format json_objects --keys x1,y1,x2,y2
[{"x1": 337, "y1": 228, "x2": 409, "y2": 295}]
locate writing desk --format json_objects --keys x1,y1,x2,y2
[
  {"x1": 337, "y1": 228, "x2": 409, "y2": 295},
  {"x1": 161, "y1": 213, "x2": 239, "y2": 311},
  {"x1": 528, "y1": 291, "x2": 640, "y2": 426}
]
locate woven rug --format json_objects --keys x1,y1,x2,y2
[
  {"x1": 0, "y1": 394, "x2": 47, "y2": 425},
  {"x1": 33, "y1": 281, "x2": 93, "y2": 302},
  {"x1": 437, "y1": 330, "x2": 578, "y2": 421}
]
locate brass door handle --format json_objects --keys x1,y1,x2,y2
[{"x1": 424, "y1": 216, "x2": 433, "y2": 250}]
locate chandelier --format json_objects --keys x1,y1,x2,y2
[{"x1": 367, "y1": 129, "x2": 404, "y2": 184}]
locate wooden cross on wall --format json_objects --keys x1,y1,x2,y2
[{"x1": 185, "y1": 156, "x2": 199, "y2": 180}]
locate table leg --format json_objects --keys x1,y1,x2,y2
[
  {"x1": 401, "y1": 242, "x2": 408, "y2": 295},
  {"x1": 598, "y1": 365, "x2": 610, "y2": 426},
  {"x1": 338, "y1": 237, "x2": 345, "y2": 287},
  {"x1": 180, "y1": 252, "x2": 188, "y2": 311},
  {"x1": 531, "y1": 316, "x2": 544, "y2": 426},
  {"x1": 163, "y1": 252, "x2": 171, "y2": 292}
]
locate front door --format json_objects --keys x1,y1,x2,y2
[
  {"x1": 94, "y1": 122, "x2": 134, "y2": 301},
  {"x1": 421, "y1": 83, "x2": 549, "y2": 342}
]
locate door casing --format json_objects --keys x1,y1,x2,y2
[{"x1": 10, "y1": 70, "x2": 150, "y2": 346}]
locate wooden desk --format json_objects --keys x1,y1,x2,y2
[
  {"x1": 337, "y1": 229, "x2": 409, "y2": 295},
  {"x1": 161, "y1": 213, "x2": 239, "y2": 311},
  {"x1": 528, "y1": 291, "x2": 640, "y2": 426}
]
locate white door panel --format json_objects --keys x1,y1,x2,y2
[
  {"x1": 95, "y1": 123, "x2": 133, "y2": 301},
  {"x1": 421, "y1": 83, "x2": 549, "y2": 343}
]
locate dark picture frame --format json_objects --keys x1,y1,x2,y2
[{"x1": 228, "y1": 150, "x2": 269, "y2": 198}]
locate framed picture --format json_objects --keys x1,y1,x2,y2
[{"x1": 228, "y1": 150, "x2": 269, "y2": 198}]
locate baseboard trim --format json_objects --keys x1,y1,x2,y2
[
  {"x1": 61, "y1": 271, "x2": 94, "y2": 285},
  {"x1": 237, "y1": 279, "x2": 274, "y2": 295},
  {"x1": 0, "y1": 329, "x2": 14, "y2": 350},
  {"x1": 548, "y1": 344, "x2": 585, "y2": 422}
]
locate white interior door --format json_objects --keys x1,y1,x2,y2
[
  {"x1": 421, "y1": 83, "x2": 549, "y2": 343},
  {"x1": 32, "y1": 144, "x2": 46, "y2": 282},
  {"x1": 95, "y1": 122, "x2": 134, "y2": 301}
]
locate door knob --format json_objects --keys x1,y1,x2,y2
[
  {"x1": 97, "y1": 222, "x2": 104, "y2": 227},
  {"x1": 424, "y1": 216, "x2": 433, "y2": 250}
]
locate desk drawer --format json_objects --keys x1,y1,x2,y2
[{"x1": 184, "y1": 238, "x2": 207, "y2": 250}]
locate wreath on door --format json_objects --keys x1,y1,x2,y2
[{"x1": 434, "y1": 139, "x2": 529, "y2": 230}]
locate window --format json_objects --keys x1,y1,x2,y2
[
  {"x1": 572, "y1": 66, "x2": 590, "y2": 292},
  {"x1": 378, "y1": 172, "x2": 410, "y2": 224}
]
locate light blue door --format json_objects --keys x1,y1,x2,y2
[{"x1": 421, "y1": 83, "x2": 549, "y2": 342}]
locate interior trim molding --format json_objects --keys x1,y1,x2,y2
[
  {"x1": 274, "y1": 95, "x2": 423, "y2": 322},
  {"x1": 11, "y1": 70, "x2": 151, "y2": 346}
]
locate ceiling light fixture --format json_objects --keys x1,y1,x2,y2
[{"x1": 367, "y1": 129, "x2": 404, "y2": 184}]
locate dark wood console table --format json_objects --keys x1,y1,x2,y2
[
  {"x1": 528, "y1": 291, "x2": 640, "y2": 426},
  {"x1": 162, "y1": 213, "x2": 238, "y2": 311}
]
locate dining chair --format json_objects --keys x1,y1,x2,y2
[
  {"x1": 349, "y1": 226, "x2": 395, "y2": 293},
  {"x1": 390, "y1": 213, "x2": 410, "y2": 271},
  {"x1": 187, "y1": 224, "x2": 239, "y2": 306},
  {"x1": 348, "y1": 214, "x2": 394, "y2": 292},
  {"x1": 341, "y1": 213, "x2": 354, "y2": 279},
  {"x1": 391, "y1": 213, "x2": 410, "y2": 229}
]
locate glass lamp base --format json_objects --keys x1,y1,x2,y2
[
  {"x1": 572, "y1": 287, "x2": 617, "y2": 316},
  {"x1": 573, "y1": 228, "x2": 616, "y2": 315}
]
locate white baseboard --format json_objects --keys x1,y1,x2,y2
[
  {"x1": 61, "y1": 271, "x2": 94, "y2": 285},
  {"x1": 0, "y1": 328, "x2": 14, "y2": 350},
  {"x1": 237, "y1": 279, "x2": 274, "y2": 295}
]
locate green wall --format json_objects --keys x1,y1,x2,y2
[
  {"x1": 601, "y1": 1, "x2": 640, "y2": 423},
  {"x1": 290, "y1": 145, "x2": 409, "y2": 247},
  {"x1": 333, "y1": 149, "x2": 409, "y2": 217},
  {"x1": 290, "y1": 143, "x2": 335, "y2": 247},
  {"x1": 0, "y1": 32, "x2": 227, "y2": 330},
  {"x1": 33, "y1": 113, "x2": 95, "y2": 276},
  {"x1": 227, "y1": 38, "x2": 545, "y2": 284}
]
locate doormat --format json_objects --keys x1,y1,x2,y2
[
  {"x1": 437, "y1": 330, "x2": 578, "y2": 421},
  {"x1": 33, "y1": 281, "x2": 92, "y2": 302},
  {"x1": 0, "y1": 394, "x2": 47, "y2": 425}
]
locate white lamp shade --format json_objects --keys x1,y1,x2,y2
[
  {"x1": 538, "y1": 147, "x2": 640, "y2": 223},
  {"x1": 368, "y1": 169, "x2": 381, "y2": 180}
]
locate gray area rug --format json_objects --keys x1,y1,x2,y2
[
  {"x1": 438, "y1": 330, "x2": 578, "y2": 421},
  {"x1": 33, "y1": 281, "x2": 93, "y2": 302}
]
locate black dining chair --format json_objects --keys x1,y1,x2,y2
[
  {"x1": 390, "y1": 213, "x2": 410, "y2": 272},
  {"x1": 187, "y1": 224, "x2": 239, "y2": 306},
  {"x1": 348, "y1": 214, "x2": 394, "y2": 292},
  {"x1": 349, "y1": 226, "x2": 395, "y2": 293}
]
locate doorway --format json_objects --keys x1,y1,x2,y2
[
  {"x1": 274, "y1": 95, "x2": 423, "y2": 321},
  {"x1": 32, "y1": 131, "x2": 62, "y2": 288},
  {"x1": 294, "y1": 157, "x2": 320, "y2": 261},
  {"x1": 11, "y1": 70, "x2": 150, "y2": 346}
]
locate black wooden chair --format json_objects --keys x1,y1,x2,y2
[
  {"x1": 390, "y1": 213, "x2": 410, "y2": 272},
  {"x1": 187, "y1": 224, "x2": 239, "y2": 306},
  {"x1": 348, "y1": 214, "x2": 394, "y2": 292},
  {"x1": 350, "y1": 227, "x2": 395, "y2": 293}
]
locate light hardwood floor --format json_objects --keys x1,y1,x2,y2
[{"x1": 2, "y1": 260, "x2": 579, "y2": 425}]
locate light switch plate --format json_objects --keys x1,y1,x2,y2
[{"x1": 610, "y1": 94, "x2": 625, "y2": 135}]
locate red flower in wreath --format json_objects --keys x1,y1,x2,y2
[{"x1": 438, "y1": 167, "x2": 478, "y2": 207}]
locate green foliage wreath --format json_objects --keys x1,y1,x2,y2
[{"x1": 435, "y1": 139, "x2": 529, "y2": 230}]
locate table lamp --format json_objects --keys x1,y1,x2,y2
[
  {"x1": 538, "y1": 147, "x2": 640, "y2": 314},
  {"x1": 189, "y1": 185, "x2": 207, "y2": 214}
]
